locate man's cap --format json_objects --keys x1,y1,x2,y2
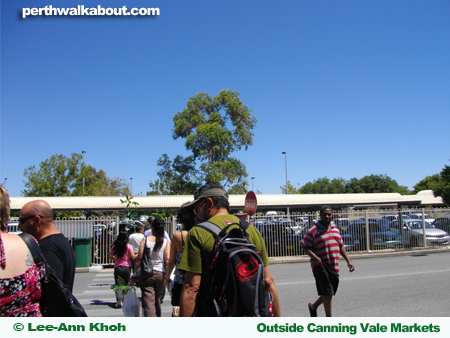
[
  {"x1": 234, "y1": 210, "x2": 248, "y2": 217},
  {"x1": 184, "y1": 184, "x2": 228, "y2": 208}
]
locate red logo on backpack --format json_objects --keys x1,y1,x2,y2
[{"x1": 235, "y1": 256, "x2": 258, "y2": 282}]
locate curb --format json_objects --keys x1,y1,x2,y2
[
  {"x1": 76, "y1": 265, "x2": 104, "y2": 273},
  {"x1": 268, "y1": 246, "x2": 450, "y2": 265},
  {"x1": 76, "y1": 247, "x2": 450, "y2": 272}
]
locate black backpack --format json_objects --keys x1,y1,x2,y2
[{"x1": 196, "y1": 219, "x2": 273, "y2": 317}]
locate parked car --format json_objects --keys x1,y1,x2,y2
[
  {"x1": 262, "y1": 221, "x2": 303, "y2": 256},
  {"x1": 252, "y1": 219, "x2": 268, "y2": 234},
  {"x1": 407, "y1": 213, "x2": 435, "y2": 224},
  {"x1": 432, "y1": 217, "x2": 450, "y2": 233},
  {"x1": 389, "y1": 220, "x2": 449, "y2": 247},
  {"x1": 381, "y1": 215, "x2": 412, "y2": 223},
  {"x1": 334, "y1": 218, "x2": 353, "y2": 232},
  {"x1": 137, "y1": 215, "x2": 152, "y2": 223},
  {"x1": 7, "y1": 217, "x2": 20, "y2": 234},
  {"x1": 346, "y1": 221, "x2": 403, "y2": 250}
]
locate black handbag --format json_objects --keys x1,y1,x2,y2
[
  {"x1": 19, "y1": 233, "x2": 88, "y2": 317},
  {"x1": 132, "y1": 240, "x2": 154, "y2": 282}
]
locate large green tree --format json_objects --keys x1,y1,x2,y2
[
  {"x1": 434, "y1": 165, "x2": 450, "y2": 205},
  {"x1": 355, "y1": 174, "x2": 410, "y2": 194},
  {"x1": 23, "y1": 153, "x2": 84, "y2": 196},
  {"x1": 149, "y1": 89, "x2": 257, "y2": 194},
  {"x1": 279, "y1": 180, "x2": 299, "y2": 194},
  {"x1": 296, "y1": 174, "x2": 411, "y2": 195},
  {"x1": 413, "y1": 174, "x2": 441, "y2": 193},
  {"x1": 299, "y1": 177, "x2": 347, "y2": 194},
  {"x1": 23, "y1": 153, "x2": 130, "y2": 197},
  {"x1": 147, "y1": 154, "x2": 200, "y2": 195}
]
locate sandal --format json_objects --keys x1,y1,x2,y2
[{"x1": 308, "y1": 303, "x2": 317, "y2": 317}]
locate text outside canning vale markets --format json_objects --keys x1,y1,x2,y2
[{"x1": 22, "y1": 6, "x2": 160, "y2": 18}]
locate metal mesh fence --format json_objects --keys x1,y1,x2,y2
[
  {"x1": 54, "y1": 216, "x2": 175, "y2": 266},
  {"x1": 50, "y1": 208, "x2": 449, "y2": 265}
]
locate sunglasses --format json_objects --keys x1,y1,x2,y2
[
  {"x1": 193, "y1": 199, "x2": 207, "y2": 216},
  {"x1": 18, "y1": 214, "x2": 44, "y2": 225}
]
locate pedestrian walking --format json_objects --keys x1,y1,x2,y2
[{"x1": 301, "y1": 205, "x2": 354, "y2": 317}]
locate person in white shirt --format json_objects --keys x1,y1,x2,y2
[
  {"x1": 128, "y1": 223, "x2": 144, "y2": 271},
  {"x1": 134, "y1": 218, "x2": 170, "y2": 317}
]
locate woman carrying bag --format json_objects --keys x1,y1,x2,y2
[
  {"x1": 109, "y1": 231, "x2": 137, "y2": 308},
  {"x1": 134, "y1": 218, "x2": 170, "y2": 317},
  {"x1": 165, "y1": 204, "x2": 195, "y2": 316}
]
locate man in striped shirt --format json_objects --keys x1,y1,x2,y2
[{"x1": 301, "y1": 205, "x2": 354, "y2": 317}]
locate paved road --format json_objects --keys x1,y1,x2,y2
[
  {"x1": 73, "y1": 269, "x2": 174, "y2": 317},
  {"x1": 73, "y1": 250, "x2": 450, "y2": 317}
]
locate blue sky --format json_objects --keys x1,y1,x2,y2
[{"x1": 1, "y1": 0, "x2": 449, "y2": 197}]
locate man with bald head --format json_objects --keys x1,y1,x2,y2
[{"x1": 19, "y1": 200, "x2": 76, "y2": 292}]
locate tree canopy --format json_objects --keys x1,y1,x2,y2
[
  {"x1": 148, "y1": 89, "x2": 257, "y2": 195},
  {"x1": 413, "y1": 174, "x2": 441, "y2": 193},
  {"x1": 434, "y1": 165, "x2": 450, "y2": 205},
  {"x1": 147, "y1": 154, "x2": 200, "y2": 195},
  {"x1": 292, "y1": 174, "x2": 411, "y2": 195},
  {"x1": 23, "y1": 152, "x2": 130, "y2": 197}
]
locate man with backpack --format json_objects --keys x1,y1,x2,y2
[{"x1": 178, "y1": 184, "x2": 280, "y2": 317}]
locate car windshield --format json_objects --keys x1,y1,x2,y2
[{"x1": 407, "y1": 221, "x2": 435, "y2": 230}]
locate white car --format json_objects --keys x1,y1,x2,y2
[
  {"x1": 407, "y1": 213, "x2": 435, "y2": 224},
  {"x1": 390, "y1": 220, "x2": 449, "y2": 247}
]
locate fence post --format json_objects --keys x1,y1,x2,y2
[
  {"x1": 365, "y1": 210, "x2": 370, "y2": 252},
  {"x1": 422, "y1": 208, "x2": 427, "y2": 247}
]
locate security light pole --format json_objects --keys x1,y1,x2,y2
[
  {"x1": 282, "y1": 152, "x2": 289, "y2": 218},
  {"x1": 82, "y1": 151, "x2": 86, "y2": 195}
]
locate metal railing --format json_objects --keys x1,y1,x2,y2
[
  {"x1": 250, "y1": 207, "x2": 450, "y2": 256},
  {"x1": 54, "y1": 216, "x2": 175, "y2": 266},
  {"x1": 50, "y1": 208, "x2": 449, "y2": 265}
]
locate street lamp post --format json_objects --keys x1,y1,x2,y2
[
  {"x1": 130, "y1": 178, "x2": 133, "y2": 195},
  {"x1": 82, "y1": 151, "x2": 86, "y2": 195},
  {"x1": 282, "y1": 152, "x2": 288, "y2": 194},
  {"x1": 3, "y1": 178, "x2": 7, "y2": 186},
  {"x1": 282, "y1": 151, "x2": 289, "y2": 217},
  {"x1": 251, "y1": 177, "x2": 255, "y2": 192}
]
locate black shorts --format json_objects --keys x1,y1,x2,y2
[
  {"x1": 313, "y1": 264, "x2": 339, "y2": 296},
  {"x1": 171, "y1": 282, "x2": 183, "y2": 306}
]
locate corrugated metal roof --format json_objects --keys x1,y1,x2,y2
[
  {"x1": 9, "y1": 191, "x2": 444, "y2": 211},
  {"x1": 400, "y1": 190, "x2": 443, "y2": 206}
]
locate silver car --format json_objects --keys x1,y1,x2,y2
[{"x1": 390, "y1": 220, "x2": 449, "y2": 247}]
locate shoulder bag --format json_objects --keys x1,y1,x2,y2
[
  {"x1": 132, "y1": 238, "x2": 154, "y2": 282},
  {"x1": 19, "y1": 233, "x2": 88, "y2": 317}
]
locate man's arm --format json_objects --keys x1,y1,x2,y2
[
  {"x1": 263, "y1": 266, "x2": 281, "y2": 317},
  {"x1": 340, "y1": 245, "x2": 354, "y2": 272},
  {"x1": 180, "y1": 271, "x2": 201, "y2": 317},
  {"x1": 301, "y1": 244, "x2": 322, "y2": 266}
]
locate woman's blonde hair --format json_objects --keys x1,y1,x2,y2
[{"x1": 0, "y1": 185, "x2": 10, "y2": 232}]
